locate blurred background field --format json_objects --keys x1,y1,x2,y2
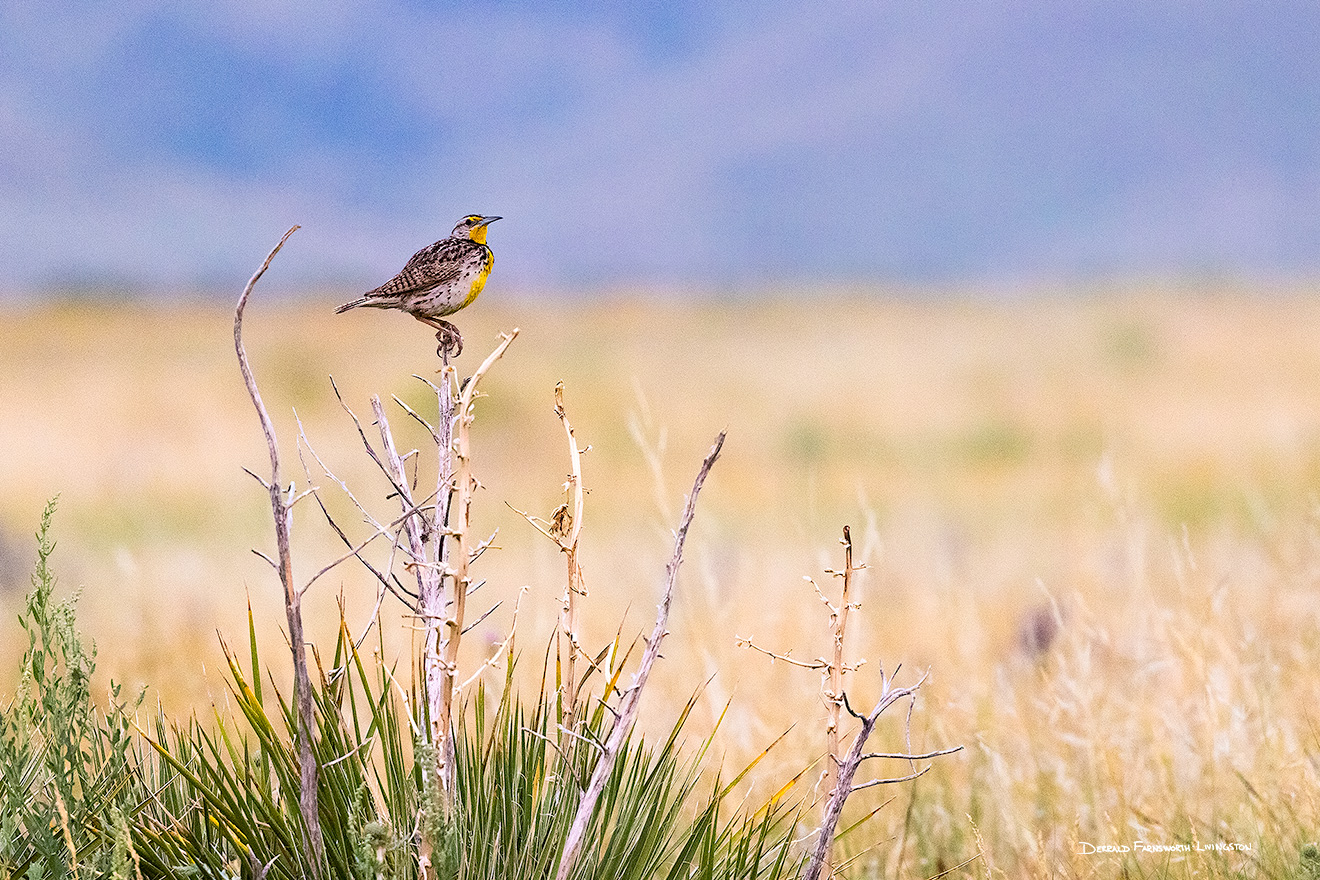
[
  {"x1": 7, "y1": 4, "x2": 1320, "y2": 876},
  {"x1": 3, "y1": 287, "x2": 1320, "y2": 874}
]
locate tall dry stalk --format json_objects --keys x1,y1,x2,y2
[
  {"x1": 434, "y1": 332, "x2": 518, "y2": 797},
  {"x1": 233, "y1": 225, "x2": 326, "y2": 877},
  {"x1": 739, "y1": 528, "x2": 864, "y2": 807},
  {"x1": 740, "y1": 526, "x2": 959, "y2": 879},
  {"x1": 554, "y1": 432, "x2": 726, "y2": 880},
  {"x1": 554, "y1": 383, "x2": 587, "y2": 719},
  {"x1": 511, "y1": 382, "x2": 588, "y2": 721},
  {"x1": 433, "y1": 365, "x2": 457, "y2": 720},
  {"x1": 801, "y1": 678, "x2": 960, "y2": 880},
  {"x1": 822, "y1": 526, "x2": 859, "y2": 836},
  {"x1": 368, "y1": 392, "x2": 448, "y2": 801},
  {"x1": 303, "y1": 328, "x2": 515, "y2": 825}
]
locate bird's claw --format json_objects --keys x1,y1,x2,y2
[{"x1": 434, "y1": 321, "x2": 464, "y2": 361}]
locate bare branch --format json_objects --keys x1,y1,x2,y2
[
  {"x1": 456, "y1": 586, "x2": 527, "y2": 692},
  {"x1": 807, "y1": 576, "x2": 835, "y2": 612},
  {"x1": 372, "y1": 396, "x2": 432, "y2": 598},
  {"x1": 552, "y1": 722, "x2": 607, "y2": 755},
  {"x1": 821, "y1": 523, "x2": 861, "y2": 845},
  {"x1": 296, "y1": 413, "x2": 389, "y2": 533},
  {"x1": 433, "y1": 330, "x2": 519, "y2": 803},
  {"x1": 849, "y1": 766, "x2": 933, "y2": 792},
  {"x1": 555, "y1": 382, "x2": 586, "y2": 550},
  {"x1": 290, "y1": 487, "x2": 317, "y2": 507},
  {"x1": 294, "y1": 417, "x2": 418, "y2": 605},
  {"x1": 251, "y1": 548, "x2": 278, "y2": 570},
  {"x1": 393, "y1": 392, "x2": 439, "y2": 441},
  {"x1": 299, "y1": 488, "x2": 440, "y2": 595},
  {"x1": 861, "y1": 746, "x2": 965, "y2": 762},
  {"x1": 309, "y1": 489, "x2": 417, "y2": 603},
  {"x1": 350, "y1": 566, "x2": 393, "y2": 652},
  {"x1": 555, "y1": 431, "x2": 724, "y2": 880},
  {"x1": 507, "y1": 502, "x2": 562, "y2": 543},
  {"x1": 827, "y1": 806, "x2": 899, "y2": 874},
  {"x1": 329, "y1": 376, "x2": 412, "y2": 500},
  {"x1": 469, "y1": 528, "x2": 499, "y2": 563},
  {"x1": 234, "y1": 224, "x2": 296, "y2": 489},
  {"x1": 322, "y1": 736, "x2": 375, "y2": 769},
  {"x1": 735, "y1": 637, "x2": 830, "y2": 670},
  {"x1": 233, "y1": 224, "x2": 325, "y2": 877},
  {"x1": 802, "y1": 668, "x2": 951, "y2": 880},
  {"x1": 461, "y1": 599, "x2": 502, "y2": 635},
  {"x1": 553, "y1": 381, "x2": 588, "y2": 718},
  {"x1": 241, "y1": 466, "x2": 271, "y2": 489},
  {"x1": 841, "y1": 690, "x2": 867, "y2": 722},
  {"x1": 378, "y1": 661, "x2": 422, "y2": 738}
]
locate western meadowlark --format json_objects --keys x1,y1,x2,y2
[{"x1": 336, "y1": 214, "x2": 501, "y2": 358}]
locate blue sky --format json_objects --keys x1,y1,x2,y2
[{"x1": 2, "y1": 1, "x2": 1318, "y2": 292}]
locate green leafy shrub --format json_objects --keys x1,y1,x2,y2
[{"x1": 0, "y1": 499, "x2": 144, "y2": 879}]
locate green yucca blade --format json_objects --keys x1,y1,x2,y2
[
  {"x1": 139, "y1": 725, "x2": 245, "y2": 834},
  {"x1": 719, "y1": 723, "x2": 794, "y2": 800},
  {"x1": 248, "y1": 597, "x2": 264, "y2": 707},
  {"x1": 834, "y1": 796, "x2": 894, "y2": 843},
  {"x1": 194, "y1": 724, "x2": 289, "y2": 841}
]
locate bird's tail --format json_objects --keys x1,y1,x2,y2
[{"x1": 335, "y1": 297, "x2": 369, "y2": 313}]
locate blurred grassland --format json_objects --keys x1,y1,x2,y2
[{"x1": 3, "y1": 287, "x2": 1320, "y2": 875}]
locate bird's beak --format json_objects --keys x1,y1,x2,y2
[{"x1": 476, "y1": 215, "x2": 502, "y2": 227}]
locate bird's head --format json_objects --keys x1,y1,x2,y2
[{"x1": 452, "y1": 214, "x2": 501, "y2": 244}]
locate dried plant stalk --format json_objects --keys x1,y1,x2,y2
[
  {"x1": 430, "y1": 365, "x2": 457, "y2": 786},
  {"x1": 803, "y1": 679, "x2": 960, "y2": 880},
  {"x1": 740, "y1": 526, "x2": 958, "y2": 880},
  {"x1": 310, "y1": 328, "x2": 514, "y2": 825},
  {"x1": 233, "y1": 224, "x2": 325, "y2": 877},
  {"x1": 737, "y1": 527, "x2": 865, "y2": 816},
  {"x1": 554, "y1": 432, "x2": 725, "y2": 880},
  {"x1": 436, "y1": 330, "x2": 519, "y2": 799},
  {"x1": 369, "y1": 393, "x2": 449, "y2": 804},
  {"x1": 507, "y1": 383, "x2": 590, "y2": 720},
  {"x1": 820, "y1": 525, "x2": 860, "y2": 878},
  {"x1": 554, "y1": 382, "x2": 587, "y2": 719},
  {"x1": 825, "y1": 527, "x2": 857, "y2": 774}
]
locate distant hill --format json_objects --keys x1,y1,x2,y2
[{"x1": 1, "y1": 1, "x2": 1317, "y2": 290}]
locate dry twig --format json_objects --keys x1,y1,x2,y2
[
  {"x1": 822, "y1": 526, "x2": 863, "y2": 840},
  {"x1": 233, "y1": 224, "x2": 326, "y2": 876},
  {"x1": 554, "y1": 432, "x2": 725, "y2": 880},
  {"x1": 369, "y1": 392, "x2": 450, "y2": 807},
  {"x1": 432, "y1": 331, "x2": 518, "y2": 798},
  {"x1": 510, "y1": 382, "x2": 590, "y2": 720},
  {"x1": 741, "y1": 526, "x2": 959, "y2": 880},
  {"x1": 802, "y1": 680, "x2": 962, "y2": 880}
]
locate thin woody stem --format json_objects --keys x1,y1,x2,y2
[
  {"x1": 555, "y1": 432, "x2": 724, "y2": 880},
  {"x1": 436, "y1": 330, "x2": 518, "y2": 802},
  {"x1": 555, "y1": 382, "x2": 587, "y2": 720},
  {"x1": 233, "y1": 225, "x2": 325, "y2": 877}
]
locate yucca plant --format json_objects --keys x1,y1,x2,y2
[
  {"x1": 456, "y1": 647, "x2": 800, "y2": 880},
  {"x1": 134, "y1": 600, "x2": 802, "y2": 880},
  {"x1": 133, "y1": 611, "x2": 407, "y2": 880}
]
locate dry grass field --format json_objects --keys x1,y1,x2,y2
[{"x1": 3, "y1": 287, "x2": 1320, "y2": 877}]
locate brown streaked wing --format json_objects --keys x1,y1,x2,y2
[{"x1": 363, "y1": 239, "x2": 477, "y2": 300}]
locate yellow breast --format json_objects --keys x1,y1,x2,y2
[{"x1": 462, "y1": 251, "x2": 494, "y2": 309}]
